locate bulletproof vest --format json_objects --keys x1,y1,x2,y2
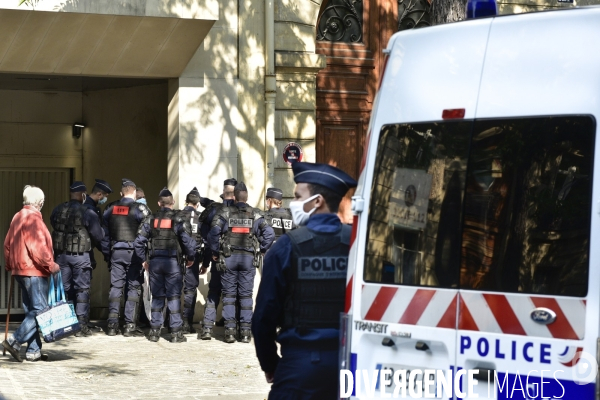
[
  {"x1": 264, "y1": 208, "x2": 294, "y2": 240},
  {"x1": 281, "y1": 224, "x2": 351, "y2": 331},
  {"x1": 149, "y1": 209, "x2": 181, "y2": 256},
  {"x1": 109, "y1": 200, "x2": 143, "y2": 242},
  {"x1": 179, "y1": 209, "x2": 200, "y2": 242},
  {"x1": 223, "y1": 205, "x2": 256, "y2": 248},
  {"x1": 52, "y1": 202, "x2": 92, "y2": 253},
  {"x1": 199, "y1": 202, "x2": 223, "y2": 240}
]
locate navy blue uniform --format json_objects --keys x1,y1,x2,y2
[
  {"x1": 201, "y1": 199, "x2": 234, "y2": 328},
  {"x1": 134, "y1": 208, "x2": 197, "y2": 331},
  {"x1": 83, "y1": 196, "x2": 104, "y2": 269},
  {"x1": 50, "y1": 200, "x2": 104, "y2": 322},
  {"x1": 181, "y1": 205, "x2": 202, "y2": 326},
  {"x1": 208, "y1": 203, "x2": 274, "y2": 331},
  {"x1": 102, "y1": 198, "x2": 150, "y2": 325},
  {"x1": 252, "y1": 214, "x2": 343, "y2": 399}
]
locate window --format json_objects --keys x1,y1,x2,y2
[{"x1": 364, "y1": 116, "x2": 595, "y2": 297}]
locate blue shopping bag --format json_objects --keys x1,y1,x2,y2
[{"x1": 36, "y1": 271, "x2": 81, "y2": 342}]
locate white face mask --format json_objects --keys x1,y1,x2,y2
[{"x1": 289, "y1": 194, "x2": 320, "y2": 226}]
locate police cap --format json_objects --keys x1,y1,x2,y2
[
  {"x1": 122, "y1": 178, "x2": 136, "y2": 188},
  {"x1": 292, "y1": 162, "x2": 357, "y2": 197},
  {"x1": 94, "y1": 178, "x2": 113, "y2": 194},
  {"x1": 188, "y1": 187, "x2": 200, "y2": 197},
  {"x1": 266, "y1": 187, "x2": 283, "y2": 200},
  {"x1": 159, "y1": 187, "x2": 173, "y2": 197},
  {"x1": 70, "y1": 181, "x2": 87, "y2": 193},
  {"x1": 224, "y1": 178, "x2": 237, "y2": 186},
  {"x1": 234, "y1": 182, "x2": 248, "y2": 192}
]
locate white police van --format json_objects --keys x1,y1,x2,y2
[{"x1": 342, "y1": 5, "x2": 600, "y2": 399}]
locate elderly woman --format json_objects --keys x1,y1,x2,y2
[{"x1": 2, "y1": 185, "x2": 59, "y2": 362}]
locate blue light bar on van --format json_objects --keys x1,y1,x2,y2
[{"x1": 466, "y1": 0, "x2": 497, "y2": 19}]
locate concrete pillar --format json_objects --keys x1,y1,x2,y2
[{"x1": 168, "y1": 77, "x2": 239, "y2": 208}]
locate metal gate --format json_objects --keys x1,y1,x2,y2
[{"x1": 0, "y1": 168, "x2": 71, "y2": 314}]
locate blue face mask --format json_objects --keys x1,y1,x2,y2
[
  {"x1": 136, "y1": 198, "x2": 147, "y2": 205},
  {"x1": 98, "y1": 197, "x2": 108, "y2": 205}
]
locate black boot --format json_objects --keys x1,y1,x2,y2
[
  {"x1": 147, "y1": 328, "x2": 161, "y2": 342},
  {"x1": 182, "y1": 321, "x2": 195, "y2": 334},
  {"x1": 170, "y1": 330, "x2": 187, "y2": 343},
  {"x1": 106, "y1": 322, "x2": 121, "y2": 336},
  {"x1": 198, "y1": 327, "x2": 212, "y2": 340},
  {"x1": 75, "y1": 318, "x2": 93, "y2": 337},
  {"x1": 224, "y1": 327, "x2": 237, "y2": 343},
  {"x1": 122, "y1": 323, "x2": 145, "y2": 337},
  {"x1": 239, "y1": 329, "x2": 252, "y2": 343}
]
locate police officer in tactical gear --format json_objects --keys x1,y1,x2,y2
[
  {"x1": 51, "y1": 181, "x2": 105, "y2": 337},
  {"x1": 83, "y1": 179, "x2": 112, "y2": 265},
  {"x1": 134, "y1": 188, "x2": 197, "y2": 343},
  {"x1": 197, "y1": 178, "x2": 237, "y2": 340},
  {"x1": 263, "y1": 187, "x2": 295, "y2": 243},
  {"x1": 179, "y1": 187, "x2": 204, "y2": 333},
  {"x1": 252, "y1": 162, "x2": 357, "y2": 399},
  {"x1": 208, "y1": 182, "x2": 275, "y2": 343},
  {"x1": 101, "y1": 178, "x2": 151, "y2": 337}
]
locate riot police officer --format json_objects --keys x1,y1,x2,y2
[
  {"x1": 50, "y1": 181, "x2": 104, "y2": 337},
  {"x1": 197, "y1": 178, "x2": 237, "y2": 340},
  {"x1": 208, "y1": 182, "x2": 274, "y2": 343},
  {"x1": 83, "y1": 179, "x2": 112, "y2": 267},
  {"x1": 101, "y1": 178, "x2": 151, "y2": 337},
  {"x1": 263, "y1": 187, "x2": 295, "y2": 243},
  {"x1": 179, "y1": 187, "x2": 204, "y2": 333},
  {"x1": 134, "y1": 188, "x2": 197, "y2": 343},
  {"x1": 252, "y1": 162, "x2": 357, "y2": 399}
]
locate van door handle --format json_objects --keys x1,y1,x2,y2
[{"x1": 473, "y1": 368, "x2": 495, "y2": 382}]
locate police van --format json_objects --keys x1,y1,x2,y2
[{"x1": 342, "y1": 5, "x2": 600, "y2": 399}]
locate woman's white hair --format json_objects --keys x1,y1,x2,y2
[{"x1": 23, "y1": 185, "x2": 45, "y2": 206}]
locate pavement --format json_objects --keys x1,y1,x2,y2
[{"x1": 0, "y1": 322, "x2": 271, "y2": 400}]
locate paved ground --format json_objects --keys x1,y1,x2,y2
[{"x1": 0, "y1": 322, "x2": 271, "y2": 400}]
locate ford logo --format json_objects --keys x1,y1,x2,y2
[{"x1": 530, "y1": 307, "x2": 557, "y2": 325}]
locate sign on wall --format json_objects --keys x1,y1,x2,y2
[{"x1": 283, "y1": 142, "x2": 304, "y2": 166}]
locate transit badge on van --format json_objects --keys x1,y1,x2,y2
[{"x1": 530, "y1": 307, "x2": 557, "y2": 325}]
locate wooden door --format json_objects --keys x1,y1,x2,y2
[{"x1": 315, "y1": 0, "x2": 399, "y2": 223}]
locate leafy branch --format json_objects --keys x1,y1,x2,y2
[{"x1": 18, "y1": 0, "x2": 40, "y2": 9}]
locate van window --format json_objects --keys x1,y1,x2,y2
[
  {"x1": 364, "y1": 117, "x2": 595, "y2": 297},
  {"x1": 462, "y1": 117, "x2": 594, "y2": 296},
  {"x1": 364, "y1": 122, "x2": 472, "y2": 287}
]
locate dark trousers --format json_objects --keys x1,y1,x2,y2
[
  {"x1": 183, "y1": 256, "x2": 200, "y2": 324},
  {"x1": 203, "y1": 262, "x2": 222, "y2": 328},
  {"x1": 221, "y1": 253, "x2": 255, "y2": 330},
  {"x1": 56, "y1": 252, "x2": 92, "y2": 321},
  {"x1": 149, "y1": 257, "x2": 183, "y2": 331},
  {"x1": 269, "y1": 346, "x2": 339, "y2": 400},
  {"x1": 108, "y1": 248, "x2": 143, "y2": 324}
]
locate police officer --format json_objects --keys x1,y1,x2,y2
[
  {"x1": 83, "y1": 179, "x2": 113, "y2": 266},
  {"x1": 179, "y1": 187, "x2": 204, "y2": 333},
  {"x1": 101, "y1": 178, "x2": 151, "y2": 337},
  {"x1": 208, "y1": 182, "x2": 274, "y2": 343},
  {"x1": 252, "y1": 162, "x2": 357, "y2": 399},
  {"x1": 50, "y1": 181, "x2": 104, "y2": 337},
  {"x1": 263, "y1": 187, "x2": 295, "y2": 242},
  {"x1": 197, "y1": 178, "x2": 237, "y2": 340},
  {"x1": 134, "y1": 188, "x2": 197, "y2": 343},
  {"x1": 136, "y1": 187, "x2": 147, "y2": 205}
]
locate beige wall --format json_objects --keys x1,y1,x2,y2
[
  {"x1": 0, "y1": 89, "x2": 83, "y2": 173},
  {"x1": 82, "y1": 83, "x2": 168, "y2": 317}
]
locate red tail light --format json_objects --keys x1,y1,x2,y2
[{"x1": 442, "y1": 108, "x2": 466, "y2": 119}]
